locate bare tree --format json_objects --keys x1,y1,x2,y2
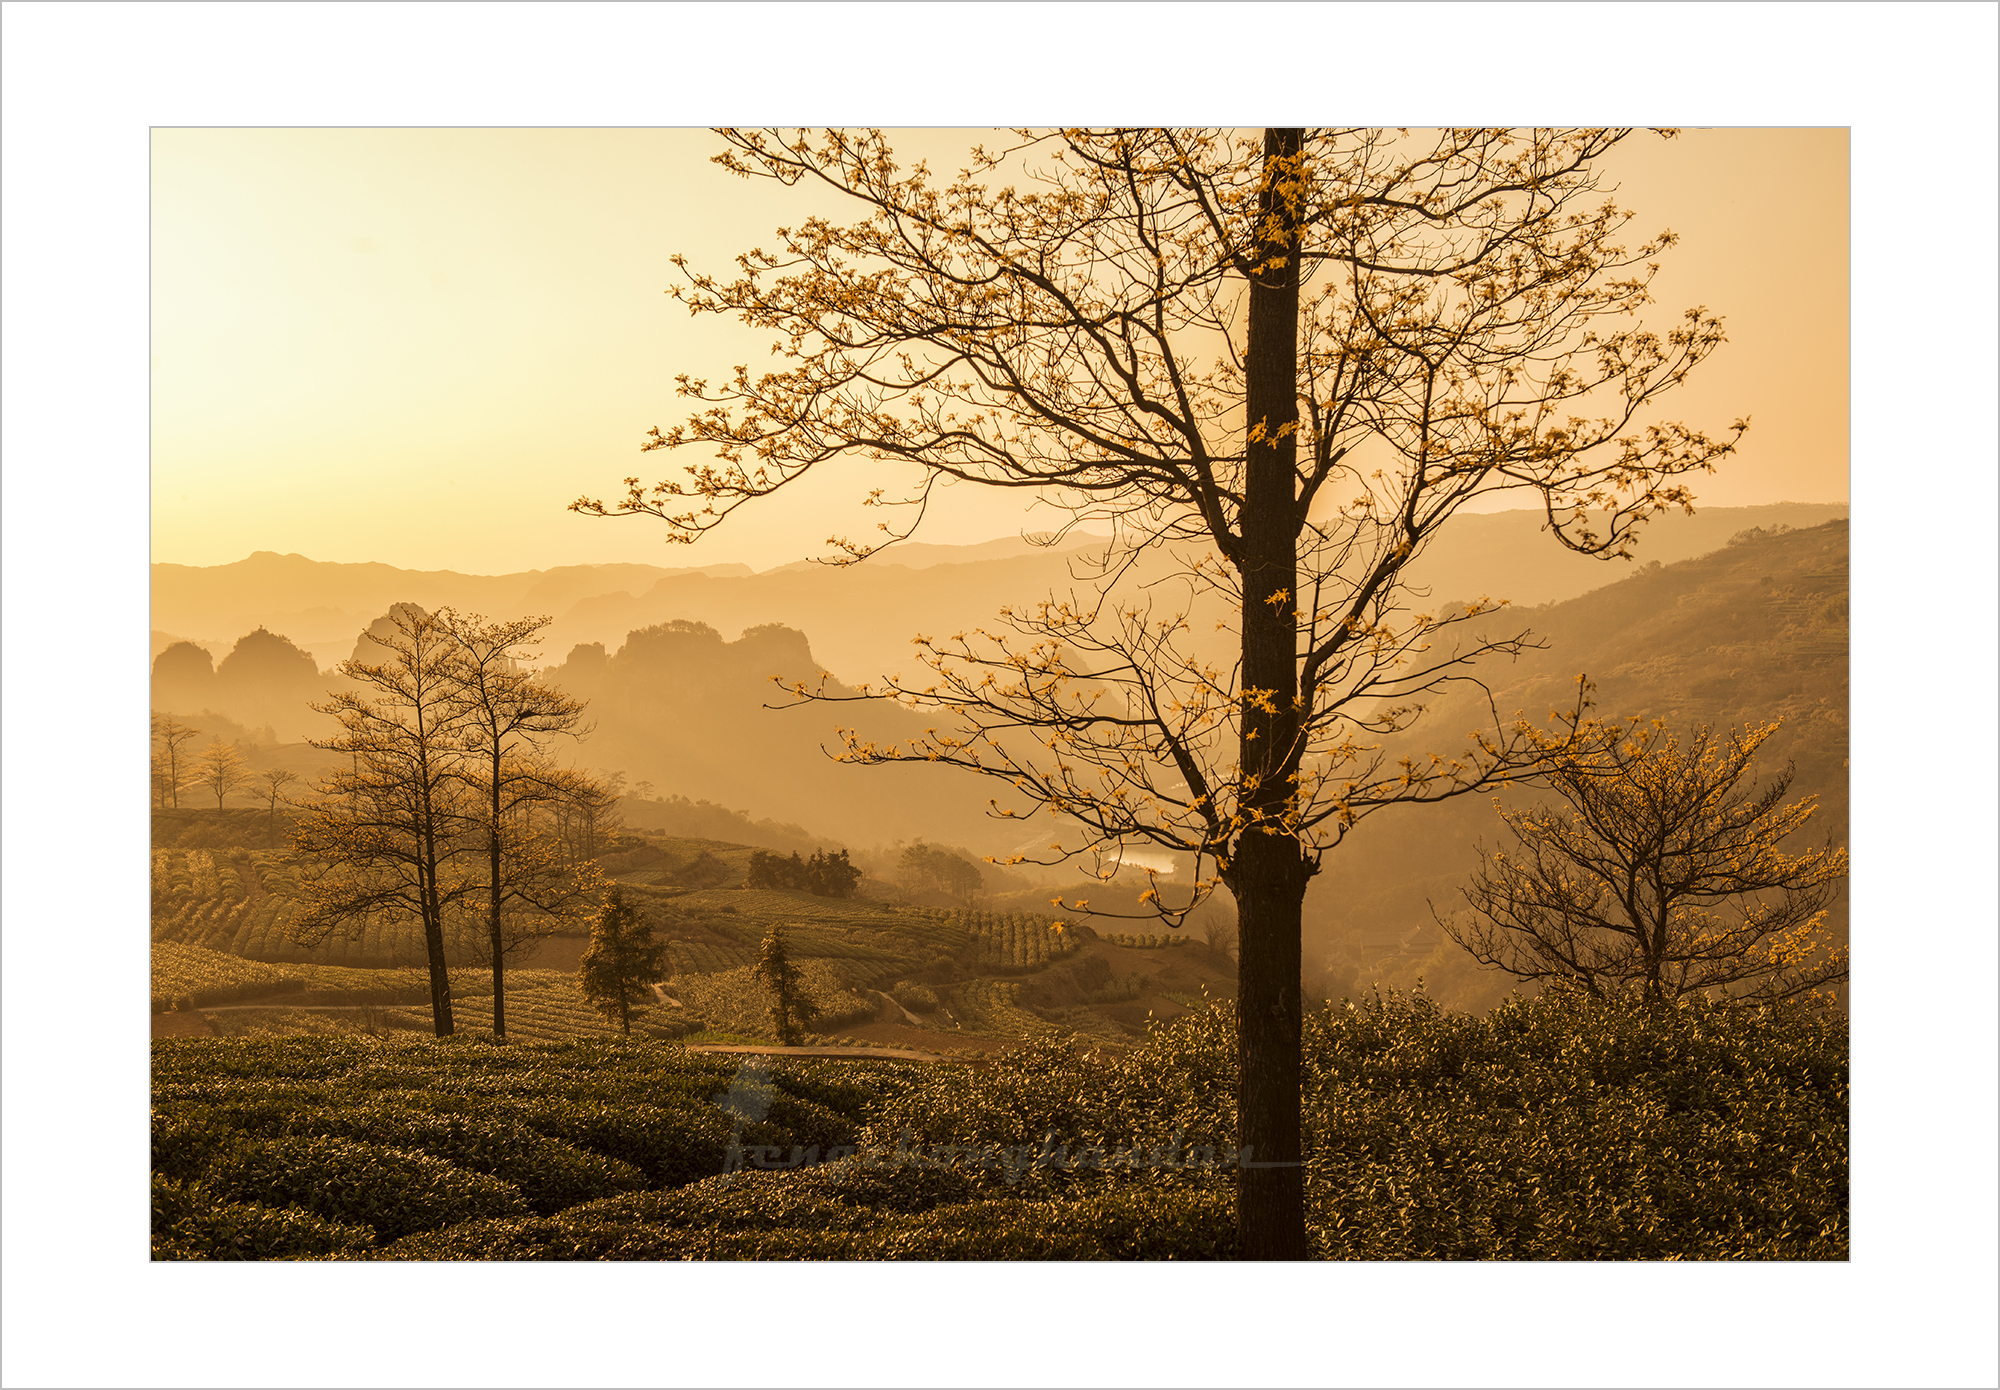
[
  {"x1": 151, "y1": 715, "x2": 199, "y2": 809},
  {"x1": 443, "y1": 609, "x2": 599, "y2": 1041},
  {"x1": 1443, "y1": 718, "x2": 1848, "y2": 1004},
  {"x1": 1198, "y1": 903, "x2": 1239, "y2": 967},
  {"x1": 194, "y1": 738, "x2": 251, "y2": 809},
  {"x1": 291, "y1": 606, "x2": 478, "y2": 1036},
  {"x1": 257, "y1": 768, "x2": 299, "y2": 826},
  {"x1": 577, "y1": 128, "x2": 1741, "y2": 1256}
]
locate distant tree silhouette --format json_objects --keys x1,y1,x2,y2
[
  {"x1": 151, "y1": 715, "x2": 200, "y2": 809},
  {"x1": 1444, "y1": 718, "x2": 1849, "y2": 1004},
  {"x1": 257, "y1": 768, "x2": 299, "y2": 825},
  {"x1": 753, "y1": 924, "x2": 818, "y2": 1045},
  {"x1": 195, "y1": 738, "x2": 251, "y2": 809},
  {"x1": 745, "y1": 847, "x2": 861, "y2": 898},
  {"x1": 804, "y1": 848, "x2": 863, "y2": 898},
  {"x1": 578, "y1": 885, "x2": 667, "y2": 1035},
  {"x1": 899, "y1": 842, "x2": 983, "y2": 904}
]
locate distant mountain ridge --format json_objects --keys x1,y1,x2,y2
[
  {"x1": 152, "y1": 503, "x2": 1846, "y2": 680},
  {"x1": 150, "y1": 552, "x2": 754, "y2": 666}
]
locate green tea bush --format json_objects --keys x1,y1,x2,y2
[
  {"x1": 383, "y1": 1173, "x2": 1232, "y2": 1261},
  {"x1": 279, "y1": 1104, "x2": 649, "y2": 1215},
  {"x1": 204, "y1": 1135, "x2": 531, "y2": 1241},
  {"x1": 833, "y1": 989, "x2": 1845, "y2": 1258},
  {"x1": 151, "y1": 989, "x2": 1844, "y2": 1260},
  {"x1": 152, "y1": 1175, "x2": 377, "y2": 1261},
  {"x1": 509, "y1": 1099, "x2": 735, "y2": 1188}
]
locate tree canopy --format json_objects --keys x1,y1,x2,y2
[
  {"x1": 1444, "y1": 718, "x2": 1849, "y2": 1004},
  {"x1": 578, "y1": 127, "x2": 1743, "y2": 1258}
]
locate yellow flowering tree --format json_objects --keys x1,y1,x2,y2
[
  {"x1": 1444, "y1": 719, "x2": 1849, "y2": 1004},
  {"x1": 577, "y1": 128, "x2": 1743, "y2": 1257}
]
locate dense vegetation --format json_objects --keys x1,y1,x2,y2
[{"x1": 154, "y1": 989, "x2": 1845, "y2": 1260}]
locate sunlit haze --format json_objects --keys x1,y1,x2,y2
[{"x1": 151, "y1": 127, "x2": 1849, "y2": 576}]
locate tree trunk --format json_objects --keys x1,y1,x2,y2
[
  {"x1": 420, "y1": 824, "x2": 455, "y2": 1038},
  {"x1": 1231, "y1": 127, "x2": 1310, "y2": 1261},
  {"x1": 616, "y1": 917, "x2": 631, "y2": 1035},
  {"x1": 489, "y1": 752, "x2": 507, "y2": 1041},
  {"x1": 1233, "y1": 838, "x2": 1309, "y2": 1258}
]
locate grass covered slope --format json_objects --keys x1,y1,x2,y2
[{"x1": 153, "y1": 989, "x2": 1846, "y2": 1260}]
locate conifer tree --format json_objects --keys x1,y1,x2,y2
[
  {"x1": 578, "y1": 885, "x2": 667, "y2": 1035},
  {"x1": 753, "y1": 924, "x2": 818, "y2": 1045}
]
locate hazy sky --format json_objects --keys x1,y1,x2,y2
[{"x1": 151, "y1": 126, "x2": 1850, "y2": 575}]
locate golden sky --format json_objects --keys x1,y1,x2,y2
[{"x1": 151, "y1": 127, "x2": 1850, "y2": 575}]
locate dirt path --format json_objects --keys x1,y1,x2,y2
[
  {"x1": 868, "y1": 989, "x2": 928, "y2": 1028},
  {"x1": 684, "y1": 1043, "x2": 988, "y2": 1065},
  {"x1": 174, "y1": 1002, "x2": 413, "y2": 1013}
]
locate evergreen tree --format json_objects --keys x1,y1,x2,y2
[
  {"x1": 753, "y1": 924, "x2": 818, "y2": 1046},
  {"x1": 804, "y1": 848, "x2": 863, "y2": 898},
  {"x1": 578, "y1": 885, "x2": 668, "y2": 1035}
]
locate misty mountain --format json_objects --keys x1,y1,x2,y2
[
  {"x1": 151, "y1": 626, "x2": 334, "y2": 743},
  {"x1": 1395, "y1": 501, "x2": 1847, "y2": 610},
  {"x1": 540, "y1": 619, "x2": 1020, "y2": 852},
  {"x1": 150, "y1": 551, "x2": 753, "y2": 668},
  {"x1": 148, "y1": 504, "x2": 1846, "y2": 689},
  {"x1": 149, "y1": 507, "x2": 1849, "y2": 886}
]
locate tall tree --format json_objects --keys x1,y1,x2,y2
[
  {"x1": 1443, "y1": 718, "x2": 1849, "y2": 1004},
  {"x1": 195, "y1": 738, "x2": 251, "y2": 809},
  {"x1": 578, "y1": 885, "x2": 667, "y2": 1035},
  {"x1": 151, "y1": 715, "x2": 199, "y2": 810},
  {"x1": 291, "y1": 606, "x2": 477, "y2": 1036},
  {"x1": 441, "y1": 610, "x2": 598, "y2": 1041},
  {"x1": 577, "y1": 128, "x2": 1741, "y2": 1256},
  {"x1": 752, "y1": 924, "x2": 818, "y2": 1046}
]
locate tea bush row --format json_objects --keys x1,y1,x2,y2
[
  {"x1": 930, "y1": 909, "x2": 1079, "y2": 973},
  {"x1": 152, "y1": 990, "x2": 1846, "y2": 1260},
  {"x1": 151, "y1": 1037, "x2": 902, "y2": 1257}
]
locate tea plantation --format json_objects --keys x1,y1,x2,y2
[{"x1": 153, "y1": 988, "x2": 1847, "y2": 1260}]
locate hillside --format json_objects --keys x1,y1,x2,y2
[
  {"x1": 150, "y1": 825, "x2": 1240, "y2": 1051},
  {"x1": 1297, "y1": 520, "x2": 1850, "y2": 1011}
]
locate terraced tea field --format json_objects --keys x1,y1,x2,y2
[
  {"x1": 152, "y1": 848, "x2": 486, "y2": 967},
  {"x1": 151, "y1": 942, "x2": 492, "y2": 1014},
  {"x1": 151, "y1": 836, "x2": 1239, "y2": 1047},
  {"x1": 396, "y1": 972, "x2": 701, "y2": 1042}
]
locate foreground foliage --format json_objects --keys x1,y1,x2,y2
[{"x1": 152, "y1": 989, "x2": 1844, "y2": 1260}]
